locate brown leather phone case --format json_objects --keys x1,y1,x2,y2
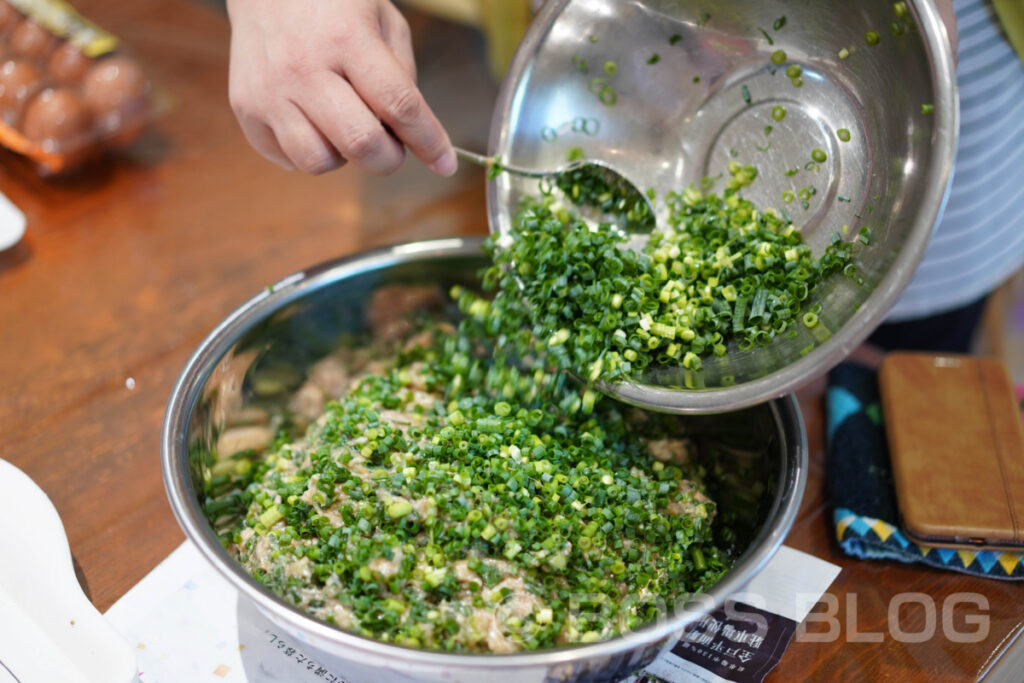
[{"x1": 878, "y1": 352, "x2": 1024, "y2": 550}]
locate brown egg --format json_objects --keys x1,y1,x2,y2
[
  {"x1": 47, "y1": 42, "x2": 92, "y2": 84},
  {"x1": 9, "y1": 19, "x2": 59, "y2": 60},
  {"x1": 21, "y1": 87, "x2": 94, "y2": 151},
  {"x1": 81, "y1": 55, "x2": 149, "y2": 127},
  {"x1": 0, "y1": 1, "x2": 22, "y2": 34},
  {"x1": 0, "y1": 58, "x2": 41, "y2": 119}
]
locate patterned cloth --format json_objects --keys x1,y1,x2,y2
[{"x1": 825, "y1": 362, "x2": 1024, "y2": 580}]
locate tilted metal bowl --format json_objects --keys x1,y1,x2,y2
[
  {"x1": 163, "y1": 238, "x2": 807, "y2": 683},
  {"x1": 488, "y1": 0, "x2": 958, "y2": 413}
]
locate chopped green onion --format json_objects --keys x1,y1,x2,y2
[
  {"x1": 387, "y1": 500, "x2": 414, "y2": 518},
  {"x1": 219, "y1": 129, "x2": 865, "y2": 655},
  {"x1": 259, "y1": 507, "x2": 283, "y2": 528},
  {"x1": 691, "y1": 546, "x2": 707, "y2": 570},
  {"x1": 599, "y1": 88, "x2": 617, "y2": 106}
]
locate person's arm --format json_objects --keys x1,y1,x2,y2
[
  {"x1": 934, "y1": 0, "x2": 959, "y2": 59},
  {"x1": 226, "y1": 0, "x2": 456, "y2": 177}
]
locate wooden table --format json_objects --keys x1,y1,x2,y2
[{"x1": 0, "y1": 1, "x2": 1020, "y2": 681}]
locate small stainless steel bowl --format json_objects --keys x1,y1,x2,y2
[
  {"x1": 488, "y1": 0, "x2": 958, "y2": 413},
  {"x1": 163, "y1": 238, "x2": 806, "y2": 683}
]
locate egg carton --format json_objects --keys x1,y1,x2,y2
[{"x1": 0, "y1": 0, "x2": 158, "y2": 174}]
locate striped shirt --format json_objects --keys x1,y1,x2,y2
[{"x1": 887, "y1": 0, "x2": 1024, "y2": 321}]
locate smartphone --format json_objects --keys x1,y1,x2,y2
[{"x1": 878, "y1": 352, "x2": 1024, "y2": 551}]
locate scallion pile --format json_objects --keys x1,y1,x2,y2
[
  {"x1": 483, "y1": 165, "x2": 856, "y2": 380},
  {"x1": 226, "y1": 316, "x2": 728, "y2": 652},
  {"x1": 217, "y1": 158, "x2": 861, "y2": 654}
]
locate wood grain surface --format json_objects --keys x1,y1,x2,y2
[
  {"x1": 0, "y1": 1, "x2": 1019, "y2": 681},
  {"x1": 0, "y1": 0, "x2": 488, "y2": 614}
]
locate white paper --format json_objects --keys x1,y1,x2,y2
[
  {"x1": 0, "y1": 191, "x2": 24, "y2": 251},
  {"x1": 721, "y1": 546, "x2": 842, "y2": 624},
  {"x1": 0, "y1": 661, "x2": 19, "y2": 683},
  {"x1": 106, "y1": 543, "x2": 346, "y2": 683},
  {"x1": 105, "y1": 543, "x2": 840, "y2": 683},
  {"x1": 0, "y1": 459, "x2": 136, "y2": 683},
  {"x1": 631, "y1": 547, "x2": 842, "y2": 683}
]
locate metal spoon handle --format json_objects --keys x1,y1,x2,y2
[{"x1": 453, "y1": 146, "x2": 548, "y2": 179}]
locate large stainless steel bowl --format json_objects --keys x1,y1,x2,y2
[
  {"x1": 488, "y1": 0, "x2": 958, "y2": 413},
  {"x1": 163, "y1": 238, "x2": 807, "y2": 683}
]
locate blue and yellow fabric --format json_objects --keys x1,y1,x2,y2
[{"x1": 826, "y1": 362, "x2": 1024, "y2": 580}]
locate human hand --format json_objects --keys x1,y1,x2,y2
[{"x1": 226, "y1": 0, "x2": 456, "y2": 176}]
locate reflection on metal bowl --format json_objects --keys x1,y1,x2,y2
[{"x1": 488, "y1": 0, "x2": 957, "y2": 412}]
